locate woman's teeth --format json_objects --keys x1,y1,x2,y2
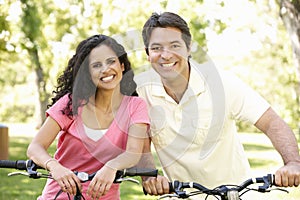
[{"x1": 101, "y1": 75, "x2": 114, "y2": 82}]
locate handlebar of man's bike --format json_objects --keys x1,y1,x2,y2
[
  {"x1": 145, "y1": 174, "x2": 289, "y2": 200},
  {"x1": 0, "y1": 159, "x2": 158, "y2": 200}
]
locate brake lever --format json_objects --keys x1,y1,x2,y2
[
  {"x1": 8, "y1": 171, "x2": 31, "y2": 177},
  {"x1": 158, "y1": 194, "x2": 179, "y2": 199},
  {"x1": 8, "y1": 171, "x2": 50, "y2": 179},
  {"x1": 268, "y1": 188, "x2": 289, "y2": 193},
  {"x1": 114, "y1": 177, "x2": 139, "y2": 184}
]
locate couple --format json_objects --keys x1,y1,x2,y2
[{"x1": 27, "y1": 12, "x2": 300, "y2": 199}]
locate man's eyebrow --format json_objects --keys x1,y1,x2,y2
[
  {"x1": 150, "y1": 41, "x2": 182, "y2": 46},
  {"x1": 149, "y1": 43, "x2": 162, "y2": 46}
]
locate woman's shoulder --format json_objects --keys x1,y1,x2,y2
[
  {"x1": 54, "y1": 93, "x2": 71, "y2": 105},
  {"x1": 125, "y1": 95, "x2": 146, "y2": 103},
  {"x1": 47, "y1": 93, "x2": 72, "y2": 114}
]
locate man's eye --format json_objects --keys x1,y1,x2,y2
[
  {"x1": 150, "y1": 46, "x2": 162, "y2": 51},
  {"x1": 171, "y1": 44, "x2": 181, "y2": 49}
]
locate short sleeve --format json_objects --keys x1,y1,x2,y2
[
  {"x1": 46, "y1": 94, "x2": 74, "y2": 130},
  {"x1": 128, "y1": 97, "x2": 150, "y2": 126},
  {"x1": 222, "y1": 71, "x2": 270, "y2": 124}
]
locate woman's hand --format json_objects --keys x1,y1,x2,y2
[
  {"x1": 87, "y1": 165, "x2": 117, "y2": 199},
  {"x1": 48, "y1": 161, "x2": 82, "y2": 196}
]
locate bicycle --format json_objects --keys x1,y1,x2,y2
[
  {"x1": 152, "y1": 174, "x2": 289, "y2": 200},
  {"x1": 0, "y1": 159, "x2": 158, "y2": 200}
]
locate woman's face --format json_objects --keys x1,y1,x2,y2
[{"x1": 88, "y1": 44, "x2": 124, "y2": 91}]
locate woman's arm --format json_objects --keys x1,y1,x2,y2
[
  {"x1": 27, "y1": 116, "x2": 60, "y2": 168},
  {"x1": 27, "y1": 116, "x2": 81, "y2": 195},
  {"x1": 87, "y1": 123, "x2": 148, "y2": 199},
  {"x1": 106, "y1": 123, "x2": 148, "y2": 169}
]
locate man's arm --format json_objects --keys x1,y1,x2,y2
[
  {"x1": 254, "y1": 107, "x2": 300, "y2": 187},
  {"x1": 136, "y1": 137, "x2": 170, "y2": 195}
]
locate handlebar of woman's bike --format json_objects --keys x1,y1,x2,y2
[
  {"x1": 0, "y1": 159, "x2": 158, "y2": 200},
  {"x1": 146, "y1": 174, "x2": 289, "y2": 200},
  {"x1": 0, "y1": 159, "x2": 158, "y2": 182}
]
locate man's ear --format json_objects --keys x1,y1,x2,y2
[
  {"x1": 145, "y1": 47, "x2": 150, "y2": 61},
  {"x1": 145, "y1": 48, "x2": 149, "y2": 56}
]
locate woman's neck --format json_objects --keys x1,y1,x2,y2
[{"x1": 91, "y1": 89, "x2": 123, "y2": 114}]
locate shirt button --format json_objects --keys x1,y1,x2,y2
[{"x1": 174, "y1": 107, "x2": 182, "y2": 121}]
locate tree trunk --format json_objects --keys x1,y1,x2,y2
[
  {"x1": 28, "y1": 47, "x2": 49, "y2": 127},
  {"x1": 20, "y1": 0, "x2": 49, "y2": 127},
  {"x1": 280, "y1": 0, "x2": 300, "y2": 124}
]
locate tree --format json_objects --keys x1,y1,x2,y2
[
  {"x1": 1, "y1": 0, "x2": 298, "y2": 130},
  {"x1": 19, "y1": 0, "x2": 49, "y2": 127},
  {"x1": 279, "y1": 0, "x2": 300, "y2": 128}
]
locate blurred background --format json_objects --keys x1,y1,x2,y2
[
  {"x1": 0, "y1": 0, "x2": 299, "y2": 132},
  {"x1": 0, "y1": 0, "x2": 300, "y2": 199}
]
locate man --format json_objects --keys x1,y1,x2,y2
[{"x1": 134, "y1": 11, "x2": 300, "y2": 198}]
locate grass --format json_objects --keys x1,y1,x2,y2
[{"x1": 0, "y1": 124, "x2": 300, "y2": 199}]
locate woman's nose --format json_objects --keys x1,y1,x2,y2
[{"x1": 100, "y1": 64, "x2": 109, "y2": 72}]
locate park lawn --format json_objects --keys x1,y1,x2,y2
[{"x1": 0, "y1": 125, "x2": 300, "y2": 199}]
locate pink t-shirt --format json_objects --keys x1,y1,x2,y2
[{"x1": 38, "y1": 94, "x2": 150, "y2": 200}]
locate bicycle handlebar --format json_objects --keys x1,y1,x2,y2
[
  {"x1": 0, "y1": 159, "x2": 40, "y2": 170},
  {"x1": 1, "y1": 159, "x2": 158, "y2": 200},
  {"x1": 155, "y1": 174, "x2": 288, "y2": 199},
  {"x1": 0, "y1": 159, "x2": 158, "y2": 182}
]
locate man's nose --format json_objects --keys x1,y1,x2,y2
[{"x1": 161, "y1": 48, "x2": 173, "y2": 60}]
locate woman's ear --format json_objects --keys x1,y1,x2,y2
[
  {"x1": 147, "y1": 55, "x2": 150, "y2": 62},
  {"x1": 188, "y1": 43, "x2": 192, "y2": 54},
  {"x1": 121, "y1": 63, "x2": 125, "y2": 71}
]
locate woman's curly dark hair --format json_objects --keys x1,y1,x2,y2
[{"x1": 49, "y1": 34, "x2": 138, "y2": 117}]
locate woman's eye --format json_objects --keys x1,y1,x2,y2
[
  {"x1": 92, "y1": 63, "x2": 102, "y2": 68},
  {"x1": 106, "y1": 59, "x2": 116, "y2": 65}
]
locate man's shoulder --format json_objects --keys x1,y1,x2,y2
[{"x1": 134, "y1": 68, "x2": 160, "y2": 86}]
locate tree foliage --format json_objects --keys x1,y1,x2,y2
[{"x1": 0, "y1": 0, "x2": 298, "y2": 131}]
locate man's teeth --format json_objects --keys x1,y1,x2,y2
[
  {"x1": 101, "y1": 75, "x2": 114, "y2": 81},
  {"x1": 162, "y1": 63, "x2": 175, "y2": 68}
]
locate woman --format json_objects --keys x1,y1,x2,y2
[{"x1": 27, "y1": 34, "x2": 150, "y2": 200}]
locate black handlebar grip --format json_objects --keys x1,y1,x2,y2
[
  {"x1": 0, "y1": 160, "x2": 27, "y2": 170},
  {"x1": 124, "y1": 168, "x2": 158, "y2": 177},
  {"x1": 169, "y1": 182, "x2": 175, "y2": 193}
]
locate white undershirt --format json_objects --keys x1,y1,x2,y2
[{"x1": 83, "y1": 124, "x2": 108, "y2": 142}]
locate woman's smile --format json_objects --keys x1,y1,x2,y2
[{"x1": 100, "y1": 74, "x2": 115, "y2": 82}]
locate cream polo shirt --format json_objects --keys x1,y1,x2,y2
[{"x1": 135, "y1": 60, "x2": 270, "y2": 189}]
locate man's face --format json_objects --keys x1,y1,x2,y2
[{"x1": 147, "y1": 27, "x2": 191, "y2": 81}]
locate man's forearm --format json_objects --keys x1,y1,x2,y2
[{"x1": 255, "y1": 107, "x2": 300, "y2": 164}]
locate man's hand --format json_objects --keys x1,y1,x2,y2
[
  {"x1": 275, "y1": 161, "x2": 300, "y2": 187},
  {"x1": 142, "y1": 175, "x2": 170, "y2": 195}
]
